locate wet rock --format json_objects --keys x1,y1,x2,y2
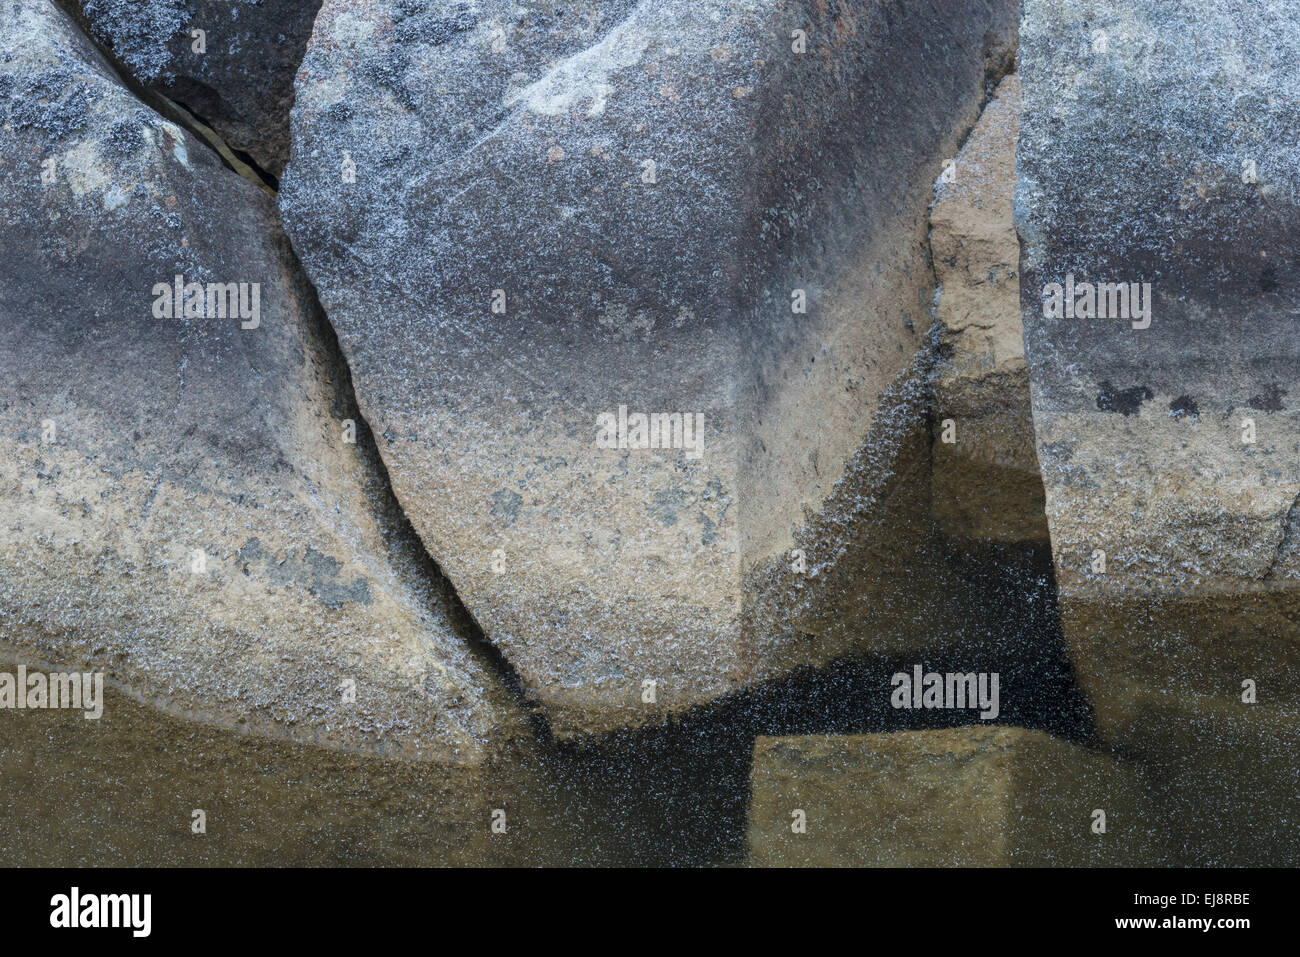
[
  {"x1": 1017, "y1": 0, "x2": 1300, "y2": 862},
  {"x1": 749, "y1": 727, "x2": 1161, "y2": 866},
  {"x1": 63, "y1": 0, "x2": 323, "y2": 175},
  {"x1": 930, "y1": 75, "x2": 1048, "y2": 546},
  {"x1": 0, "y1": 0, "x2": 523, "y2": 764},
  {"x1": 280, "y1": 0, "x2": 1020, "y2": 736}
]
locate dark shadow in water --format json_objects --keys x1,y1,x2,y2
[{"x1": 508, "y1": 536, "x2": 1095, "y2": 866}]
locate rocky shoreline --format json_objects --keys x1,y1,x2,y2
[{"x1": 1, "y1": 0, "x2": 1294, "y2": 866}]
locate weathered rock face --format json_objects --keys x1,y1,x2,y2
[
  {"x1": 930, "y1": 75, "x2": 1047, "y2": 546},
  {"x1": 749, "y1": 727, "x2": 1161, "y2": 866},
  {"x1": 1017, "y1": 0, "x2": 1300, "y2": 862},
  {"x1": 0, "y1": 0, "x2": 522, "y2": 764},
  {"x1": 63, "y1": 0, "x2": 322, "y2": 175},
  {"x1": 280, "y1": 0, "x2": 1020, "y2": 735}
]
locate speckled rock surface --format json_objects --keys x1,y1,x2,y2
[
  {"x1": 279, "y1": 0, "x2": 1020, "y2": 736},
  {"x1": 930, "y1": 75, "x2": 1047, "y2": 545},
  {"x1": 749, "y1": 727, "x2": 1161, "y2": 866},
  {"x1": 63, "y1": 0, "x2": 323, "y2": 175},
  {"x1": 0, "y1": 0, "x2": 523, "y2": 764},
  {"x1": 1017, "y1": 0, "x2": 1300, "y2": 862}
]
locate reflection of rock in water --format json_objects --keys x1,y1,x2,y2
[
  {"x1": 0, "y1": 679, "x2": 491, "y2": 867},
  {"x1": 1, "y1": 537, "x2": 1090, "y2": 867},
  {"x1": 749, "y1": 727, "x2": 1164, "y2": 867},
  {"x1": 3, "y1": 0, "x2": 1296, "y2": 868}
]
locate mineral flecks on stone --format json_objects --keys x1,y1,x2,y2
[
  {"x1": 0, "y1": 0, "x2": 523, "y2": 764},
  {"x1": 280, "y1": 0, "x2": 1020, "y2": 736},
  {"x1": 64, "y1": 0, "x2": 323, "y2": 175},
  {"x1": 1017, "y1": 0, "x2": 1300, "y2": 863}
]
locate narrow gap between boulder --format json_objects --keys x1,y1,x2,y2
[{"x1": 53, "y1": 0, "x2": 276, "y2": 192}]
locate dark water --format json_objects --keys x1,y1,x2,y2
[{"x1": 1, "y1": 537, "x2": 1097, "y2": 867}]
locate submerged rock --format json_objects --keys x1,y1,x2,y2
[
  {"x1": 1017, "y1": 0, "x2": 1300, "y2": 862},
  {"x1": 280, "y1": 0, "x2": 1020, "y2": 736},
  {"x1": 62, "y1": 0, "x2": 323, "y2": 175},
  {"x1": 749, "y1": 727, "x2": 1161, "y2": 866},
  {"x1": 0, "y1": 0, "x2": 523, "y2": 764},
  {"x1": 930, "y1": 75, "x2": 1048, "y2": 546}
]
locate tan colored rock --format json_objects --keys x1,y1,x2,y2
[
  {"x1": 2, "y1": 660, "x2": 763, "y2": 867},
  {"x1": 749, "y1": 727, "x2": 1162, "y2": 866},
  {"x1": 930, "y1": 75, "x2": 1047, "y2": 546}
]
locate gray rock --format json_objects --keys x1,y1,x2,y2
[
  {"x1": 280, "y1": 0, "x2": 1020, "y2": 736},
  {"x1": 63, "y1": 0, "x2": 323, "y2": 175},
  {"x1": 0, "y1": 0, "x2": 523, "y2": 765},
  {"x1": 1017, "y1": 0, "x2": 1300, "y2": 862}
]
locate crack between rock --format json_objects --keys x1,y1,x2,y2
[
  {"x1": 53, "y1": 0, "x2": 276, "y2": 193},
  {"x1": 52, "y1": 0, "x2": 547, "y2": 736},
  {"x1": 289, "y1": 252, "x2": 554, "y2": 739}
]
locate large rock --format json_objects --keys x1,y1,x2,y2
[
  {"x1": 1017, "y1": 0, "x2": 1300, "y2": 862},
  {"x1": 749, "y1": 727, "x2": 1161, "y2": 866},
  {"x1": 63, "y1": 0, "x2": 323, "y2": 175},
  {"x1": 280, "y1": 0, "x2": 1020, "y2": 735},
  {"x1": 0, "y1": 0, "x2": 522, "y2": 765},
  {"x1": 930, "y1": 74, "x2": 1047, "y2": 546}
]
